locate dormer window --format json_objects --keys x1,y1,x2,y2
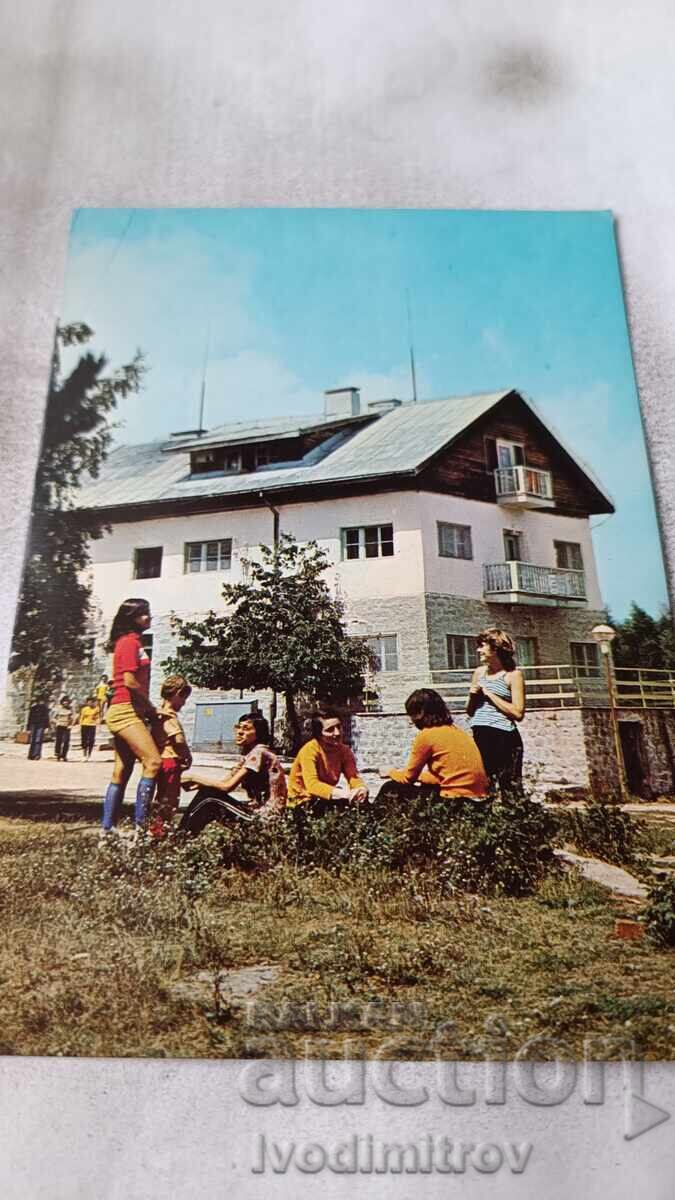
[{"x1": 190, "y1": 448, "x2": 242, "y2": 476}]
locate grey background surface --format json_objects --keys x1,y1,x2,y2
[{"x1": 0, "y1": 1, "x2": 674, "y2": 1195}]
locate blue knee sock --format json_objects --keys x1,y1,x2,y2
[
  {"x1": 135, "y1": 777, "x2": 155, "y2": 827},
  {"x1": 102, "y1": 783, "x2": 125, "y2": 830}
]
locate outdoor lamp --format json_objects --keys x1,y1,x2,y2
[{"x1": 591, "y1": 623, "x2": 616, "y2": 655}]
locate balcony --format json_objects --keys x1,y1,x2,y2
[
  {"x1": 483, "y1": 560, "x2": 587, "y2": 607},
  {"x1": 494, "y1": 465, "x2": 554, "y2": 509}
]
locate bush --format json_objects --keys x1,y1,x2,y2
[
  {"x1": 187, "y1": 788, "x2": 558, "y2": 897},
  {"x1": 438, "y1": 794, "x2": 558, "y2": 897},
  {"x1": 645, "y1": 876, "x2": 675, "y2": 947},
  {"x1": 559, "y1": 798, "x2": 640, "y2": 866}
]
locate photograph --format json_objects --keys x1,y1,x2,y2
[{"x1": 0, "y1": 207, "x2": 673, "y2": 1062}]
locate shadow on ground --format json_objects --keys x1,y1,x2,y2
[{"x1": 0, "y1": 793, "x2": 116, "y2": 823}]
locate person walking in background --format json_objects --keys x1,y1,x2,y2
[
  {"x1": 27, "y1": 696, "x2": 50, "y2": 760},
  {"x1": 378, "y1": 688, "x2": 488, "y2": 806},
  {"x1": 95, "y1": 674, "x2": 110, "y2": 717},
  {"x1": 287, "y1": 710, "x2": 368, "y2": 815},
  {"x1": 149, "y1": 675, "x2": 193, "y2": 837},
  {"x1": 53, "y1": 695, "x2": 74, "y2": 761},
  {"x1": 100, "y1": 598, "x2": 161, "y2": 835},
  {"x1": 79, "y1": 695, "x2": 101, "y2": 760},
  {"x1": 466, "y1": 628, "x2": 526, "y2": 797}
]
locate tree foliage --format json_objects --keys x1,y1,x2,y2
[
  {"x1": 611, "y1": 603, "x2": 675, "y2": 670},
  {"x1": 10, "y1": 322, "x2": 145, "y2": 687},
  {"x1": 164, "y1": 535, "x2": 375, "y2": 749}
]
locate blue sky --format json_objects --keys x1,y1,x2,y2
[{"x1": 62, "y1": 208, "x2": 668, "y2": 620}]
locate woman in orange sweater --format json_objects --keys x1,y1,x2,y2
[
  {"x1": 379, "y1": 688, "x2": 488, "y2": 805},
  {"x1": 288, "y1": 710, "x2": 369, "y2": 816}
]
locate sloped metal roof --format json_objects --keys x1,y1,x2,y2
[
  {"x1": 162, "y1": 410, "x2": 371, "y2": 452},
  {"x1": 76, "y1": 390, "x2": 615, "y2": 512}
]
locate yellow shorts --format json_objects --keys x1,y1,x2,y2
[{"x1": 106, "y1": 702, "x2": 146, "y2": 736}]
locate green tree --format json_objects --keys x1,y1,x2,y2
[
  {"x1": 164, "y1": 534, "x2": 375, "y2": 750},
  {"x1": 612, "y1": 602, "x2": 675, "y2": 669},
  {"x1": 10, "y1": 322, "x2": 145, "y2": 692}
]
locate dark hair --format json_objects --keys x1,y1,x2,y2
[
  {"x1": 309, "y1": 709, "x2": 342, "y2": 740},
  {"x1": 161, "y1": 674, "x2": 191, "y2": 700},
  {"x1": 476, "y1": 627, "x2": 517, "y2": 671},
  {"x1": 59, "y1": 695, "x2": 70, "y2": 705},
  {"x1": 106, "y1": 598, "x2": 150, "y2": 651},
  {"x1": 236, "y1": 712, "x2": 270, "y2": 745},
  {"x1": 405, "y1": 688, "x2": 453, "y2": 728}
]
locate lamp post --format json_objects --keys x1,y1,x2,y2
[{"x1": 591, "y1": 623, "x2": 628, "y2": 802}]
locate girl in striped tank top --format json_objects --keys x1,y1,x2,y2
[{"x1": 467, "y1": 628, "x2": 526, "y2": 796}]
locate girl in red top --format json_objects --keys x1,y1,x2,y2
[{"x1": 101, "y1": 597, "x2": 161, "y2": 833}]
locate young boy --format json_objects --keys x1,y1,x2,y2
[
  {"x1": 151, "y1": 674, "x2": 193, "y2": 836},
  {"x1": 180, "y1": 713, "x2": 287, "y2": 834}
]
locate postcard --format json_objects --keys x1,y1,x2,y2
[{"x1": 0, "y1": 211, "x2": 672, "y2": 1096}]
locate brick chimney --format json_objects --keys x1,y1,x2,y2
[{"x1": 324, "y1": 387, "x2": 361, "y2": 419}]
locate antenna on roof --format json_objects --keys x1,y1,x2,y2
[
  {"x1": 405, "y1": 290, "x2": 418, "y2": 404},
  {"x1": 197, "y1": 325, "x2": 210, "y2": 436}
]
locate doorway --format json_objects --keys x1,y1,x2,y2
[{"x1": 618, "y1": 721, "x2": 652, "y2": 798}]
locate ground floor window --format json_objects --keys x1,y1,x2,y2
[
  {"x1": 366, "y1": 635, "x2": 399, "y2": 672},
  {"x1": 446, "y1": 634, "x2": 477, "y2": 670},
  {"x1": 570, "y1": 641, "x2": 601, "y2": 678},
  {"x1": 184, "y1": 538, "x2": 233, "y2": 573},
  {"x1": 515, "y1": 636, "x2": 537, "y2": 666}
]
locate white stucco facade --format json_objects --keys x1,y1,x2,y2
[{"x1": 88, "y1": 488, "x2": 604, "y2": 628}]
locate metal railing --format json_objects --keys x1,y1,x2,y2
[
  {"x1": 483, "y1": 560, "x2": 587, "y2": 600},
  {"x1": 358, "y1": 664, "x2": 675, "y2": 712},
  {"x1": 494, "y1": 464, "x2": 553, "y2": 501}
]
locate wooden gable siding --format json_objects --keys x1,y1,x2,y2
[{"x1": 419, "y1": 392, "x2": 613, "y2": 517}]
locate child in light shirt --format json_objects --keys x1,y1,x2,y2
[{"x1": 150, "y1": 675, "x2": 193, "y2": 836}]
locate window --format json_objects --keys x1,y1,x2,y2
[
  {"x1": 496, "y1": 439, "x2": 525, "y2": 468},
  {"x1": 141, "y1": 632, "x2": 153, "y2": 661},
  {"x1": 503, "y1": 530, "x2": 523, "y2": 562},
  {"x1": 447, "y1": 634, "x2": 477, "y2": 670},
  {"x1": 515, "y1": 637, "x2": 537, "y2": 666},
  {"x1": 437, "y1": 522, "x2": 473, "y2": 560},
  {"x1": 570, "y1": 642, "x2": 601, "y2": 678},
  {"x1": 133, "y1": 547, "x2": 163, "y2": 579},
  {"x1": 342, "y1": 524, "x2": 394, "y2": 560},
  {"x1": 190, "y1": 448, "x2": 242, "y2": 475},
  {"x1": 184, "y1": 539, "x2": 233, "y2": 574},
  {"x1": 555, "y1": 541, "x2": 584, "y2": 571},
  {"x1": 366, "y1": 635, "x2": 399, "y2": 673}
]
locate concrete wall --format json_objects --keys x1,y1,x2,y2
[{"x1": 351, "y1": 707, "x2": 593, "y2": 795}]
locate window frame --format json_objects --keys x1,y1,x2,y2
[
  {"x1": 184, "y1": 538, "x2": 233, "y2": 575},
  {"x1": 495, "y1": 439, "x2": 525, "y2": 469},
  {"x1": 133, "y1": 546, "x2": 163, "y2": 580},
  {"x1": 446, "y1": 633, "x2": 477, "y2": 671},
  {"x1": 515, "y1": 636, "x2": 537, "y2": 667},
  {"x1": 365, "y1": 634, "x2": 400, "y2": 673},
  {"x1": 340, "y1": 523, "x2": 394, "y2": 561},
  {"x1": 437, "y1": 521, "x2": 473, "y2": 561},
  {"x1": 570, "y1": 641, "x2": 601, "y2": 678},
  {"x1": 555, "y1": 540, "x2": 584, "y2": 571},
  {"x1": 503, "y1": 529, "x2": 523, "y2": 562}
]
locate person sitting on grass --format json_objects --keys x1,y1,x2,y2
[
  {"x1": 179, "y1": 712, "x2": 287, "y2": 835},
  {"x1": 377, "y1": 688, "x2": 488, "y2": 808},
  {"x1": 287, "y1": 709, "x2": 369, "y2": 816},
  {"x1": 149, "y1": 674, "x2": 193, "y2": 838}
]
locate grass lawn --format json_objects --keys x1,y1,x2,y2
[{"x1": 0, "y1": 807, "x2": 673, "y2": 1061}]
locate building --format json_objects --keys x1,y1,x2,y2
[{"x1": 58, "y1": 384, "x2": 615, "y2": 749}]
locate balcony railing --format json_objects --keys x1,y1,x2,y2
[
  {"x1": 494, "y1": 465, "x2": 554, "y2": 505},
  {"x1": 357, "y1": 664, "x2": 675, "y2": 713},
  {"x1": 483, "y1": 560, "x2": 587, "y2": 601}
]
